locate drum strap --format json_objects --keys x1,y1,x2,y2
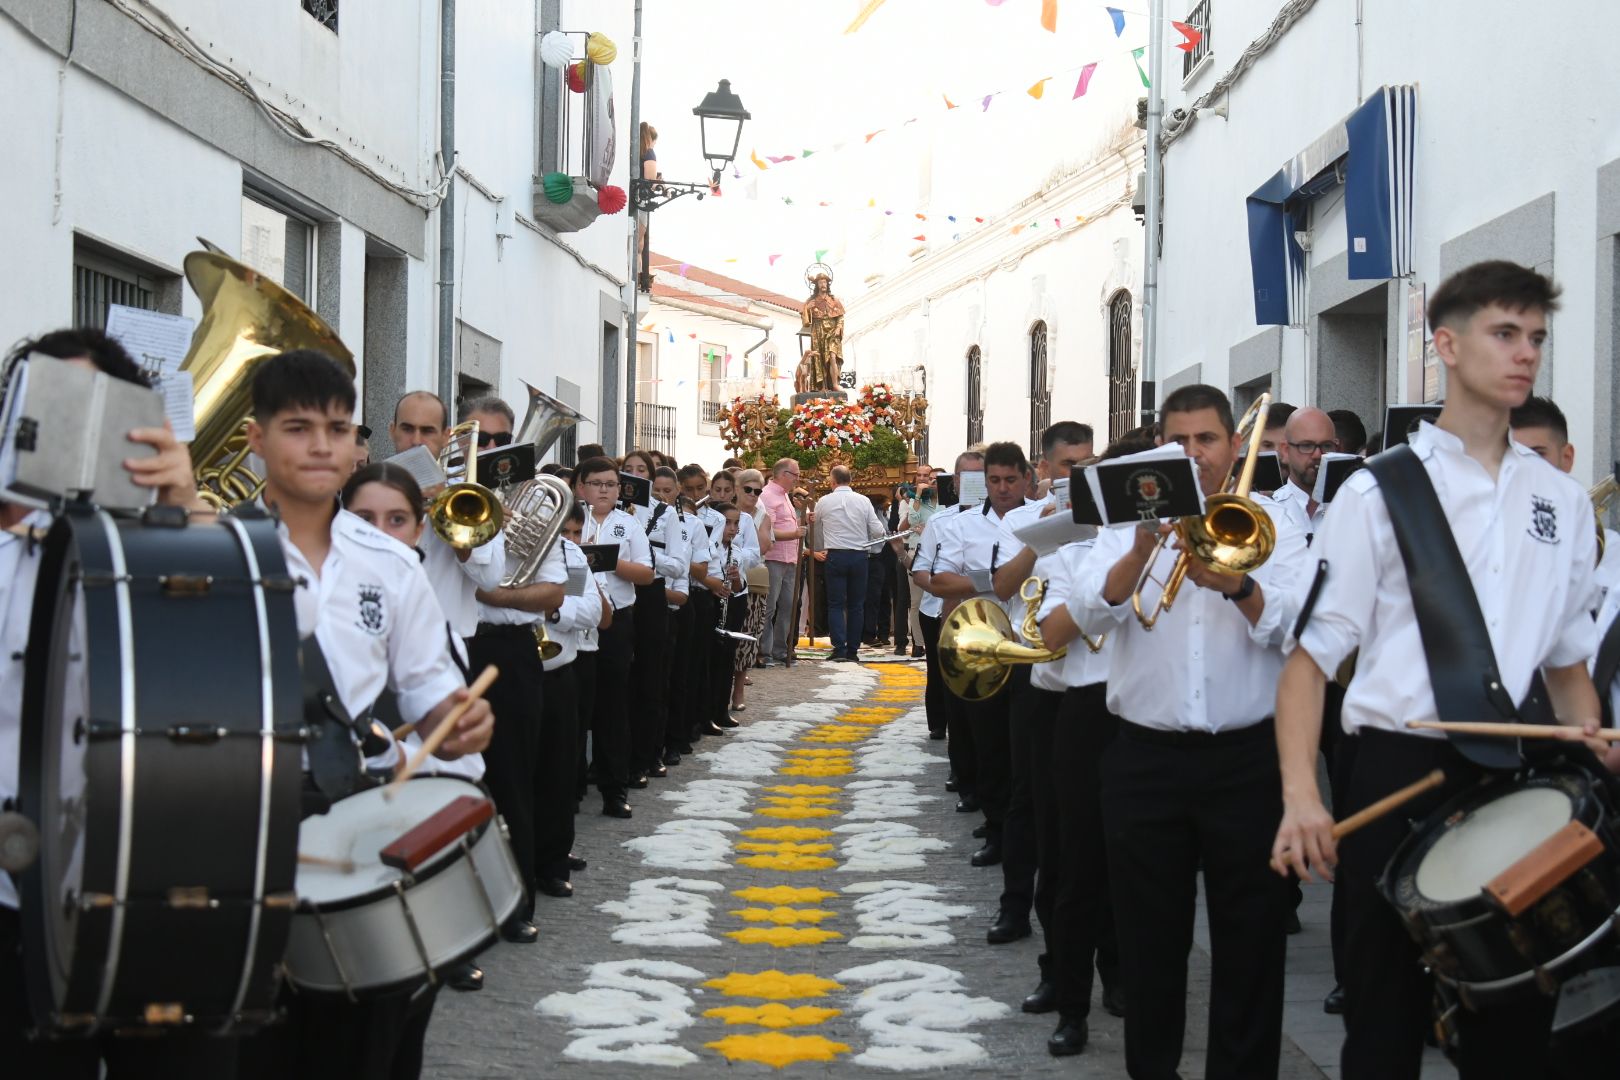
[
  {"x1": 1365, "y1": 446, "x2": 1523, "y2": 770},
  {"x1": 1594, "y1": 617, "x2": 1620, "y2": 728},
  {"x1": 299, "y1": 636, "x2": 367, "y2": 806}
]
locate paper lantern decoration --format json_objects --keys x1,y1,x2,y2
[
  {"x1": 538, "y1": 31, "x2": 573, "y2": 70},
  {"x1": 542, "y1": 172, "x2": 574, "y2": 205},
  {"x1": 597, "y1": 184, "x2": 627, "y2": 214},
  {"x1": 585, "y1": 32, "x2": 617, "y2": 65},
  {"x1": 567, "y1": 62, "x2": 587, "y2": 94}
]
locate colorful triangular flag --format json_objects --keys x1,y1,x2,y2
[
  {"x1": 943, "y1": 93, "x2": 958, "y2": 109},
  {"x1": 1040, "y1": 0, "x2": 1058, "y2": 32},
  {"x1": 1106, "y1": 6, "x2": 1124, "y2": 35},
  {"x1": 1073, "y1": 61, "x2": 1098, "y2": 99},
  {"x1": 865, "y1": 129, "x2": 885, "y2": 143},
  {"x1": 1172, "y1": 20, "x2": 1203, "y2": 52},
  {"x1": 912, "y1": 235, "x2": 927, "y2": 242},
  {"x1": 1027, "y1": 77, "x2": 1050, "y2": 100},
  {"x1": 1132, "y1": 46, "x2": 1151, "y2": 87},
  {"x1": 815, "y1": 248, "x2": 828, "y2": 261},
  {"x1": 768, "y1": 254, "x2": 782, "y2": 266},
  {"x1": 751, "y1": 148, "x2": 768, "y2": 170}
]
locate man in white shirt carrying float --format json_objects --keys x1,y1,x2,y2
[
  {"x1": 1075, "y1": 384, "x2": 1309, "y2": 1080},
  {"x1": 813, "y1": 464, "x2": 888, "y2": 662}
]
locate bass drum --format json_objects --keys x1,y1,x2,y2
[{"x1": 18, "y1": 505, "x2": 305, "y2": 1035}]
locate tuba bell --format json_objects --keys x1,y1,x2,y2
[
  {"x1": 938, "y1": 598, "x2": 1065, "y2": 702},
  {"x1": 429, "y1": 421, "x2": 504, "y2": 549},
  {"x1": 180, "y1": 244, "x2": 354, "y2": 508},
  {"x1": 512, "y1": 380, "x2": 590, "y2": 462}
]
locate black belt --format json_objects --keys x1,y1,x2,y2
[
  {"x1": 1119, "y1": 717, "x2": 1274, "y2": 747},
  {"x1": 476, "y1": 621, "x2": 538, "y2": 639}
]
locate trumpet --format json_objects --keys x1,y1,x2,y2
[
  {"x1": 1131, "y1": 393, "x2": 1276, "y2": 630},
  {"x1": 1591, "y1": 472, "x2": 1617, "y2": 564},
  {"x1": 430, "y1": 420, "x2": 504, "y2": 549}
]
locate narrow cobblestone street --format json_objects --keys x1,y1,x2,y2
[{"x1": 420, "y1": 655, "x2": 1383, "y2": 1077}]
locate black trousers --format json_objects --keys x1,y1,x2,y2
[
  {"x1": 1337, "y1": 730, "x2": 1619, "y2": 1079},
  {"x1": 707, "y1": 596, "x2": 744, "y2": 723},
  {"x1": 666, "y1": 600, "x2": 696, "y2": 748},
  {"x1": 961, "y1": 670, "x2": 1014, "y2": 838},
  {"x1": 467, "y1": 624, "x2": 546, "y2": 920},
  {"x1": 1101, "y1": 719, "x2": 1289, "y2": 1080},
  {"x1": 1042, "y1": 682, "x2": 1120, "y2": 1020},
  {"x1": 0, "y1": 907, "x2": 241, "y2": 1079},
  {"x1": 918, "y1": 611, "x2": 946, "y2": 736},
  {"x1": 536, "y1": 662, "x2": 580, "y2": 881},
  {"x1": 591, "y1": 605, "x2": 636, "y2": 802},
  {"x1": 238, "y1": 981, "x2": 433, "y2": 1080},
  {"x1": 891, "y1": 557, "x2": 910, "y2": 649},
  {"x1": 999, "y1": 669, "x2": 1042, "y2": 914},
  {"x1": 572, "y1": 649, "x2": 598, "y2": 802},
  {"x1": 685, "y1": 591, "x2": 716, "y2": 737},
  {"x1": 631, "y1": 582, "x2": 669, "y2": 771}
]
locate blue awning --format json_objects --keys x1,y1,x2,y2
[{"x1": 1246, "y1": 86, "x2": 1417, "y2": 326}]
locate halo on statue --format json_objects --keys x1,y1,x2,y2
[{"x1": 803, "y1": 262, "x2": 835, "y2": 287}]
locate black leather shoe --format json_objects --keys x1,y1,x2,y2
[
  {"x1": 662, "y1": 749, "x2": 682, "y2": 766},
  {"x1": 602, "y1": 800, "x2": 632, "y2": 819},
  {"x1": 1285, "y1": 909, "x2": 1302, "y2": 935},
  {"x1": 955, "y1": 796, "x2": 981, "y2": 814},
  {"x1": 970, "y1": 841, "x2": 1002, "y2": 868},
  {"x1": 647, "y1": 762, "x2": 668, "y2": 779},
  {"x1": 445, "y1": 960, "x2": 483, "y2": 992},
  {"x1": 717, "y1": 715, "x2": 740, "y2": 728},
  {"x1": 912, "y1": 645, "x2": 925, "y2": 658},
  {"x1": 673, "y1": 742, "x2": 694, "y2": 755},
  {"x1": 929, "y1": 729, "x2": 947, "y2": 740},
  {"x1": 629, "y1": 773, "x2": 649, "y2": 789},
  {"x1": 1323, "y1": 984, "x2": 1345, "y2": 1015},
  {"x1": 1102, "y1": 983, "x2": 1127, "y2": 1018},
  {"x1": 971, "y1": 823, "x2": 988, "y2": 839},
  {"x1": 1047, "y1": 1017, "x2": 1089, "y2": 1057},
  {"x1": 501, "y1": 918, "x2": 540, "y2": 944},
  {"x1": 537, "y1": 877, "x2": 574, "y2": 899},
  {"x1": 1022, "y1": 980, "x2": 1057, "y2": 1014},
  {"x1": 699, "y1": 721, "x2": 729, "y2": 737},
  {"x1": 986, "y1": 910, "x2": 1031, "y2": 944},
  {"x1": 567, "y1": 854, "x2": 588, "y2": 872},
  {"x1": 945, "y1": 773, "x2": 959, "y2": 792}
]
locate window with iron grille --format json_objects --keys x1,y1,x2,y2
[
  {"x1": 1107, "y1": 291, "x2": 1137, "y2": 443},
  {"x1": 1029, "y1": 322, "x2": 1051, "y2": 459},
  {"x1": 71, "y1": 238, "x2": 181, "y2": 334},
  {"x1": 965, "y1": 345, "x2": 984, "y2": 446},
  {"x1": 698, "y1": 342, "x2": 726, "y2": 429},
  {"x1": 635, "y1": 402, "x2": 677, "y2": 456},
  {"x1": 302, "y1": 0, "x2": 338, "y2": 33},
  {"x1": 1182, "y1": 0, "x2": 1211, "y2": 81}
]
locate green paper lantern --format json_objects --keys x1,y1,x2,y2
[{"x1": 543, "y1": 172, "x2": 574, "y2": 205}]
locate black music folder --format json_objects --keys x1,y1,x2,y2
[
  {"x1": 578, "y1": 543, "x2": 622, "y2": 573},
  {"x1": 1236, "y1": 451, "x2": 1285, "y2": 493},
  {"x1": 934, "y1": 474, "x2": 958, "y2": 508},
  {"x1": 478, "y1": 443, "x2": 536, "y2": 488},
  {"x1": 1088, "y1": 452, "x2": 1204, "y2": 525},
  {"x1": 617, "y1": 471, "x2": 652, "y2": 508},
  {"x1": 1313, "y1": 453, "x2": 1366, "y2": 505},
  {"x1": 1383, "y1": 404, "x2": 1443, "y2": 448},
  {"x1": 1068, "y1": 465, "x2": 1103, "y2": 526}
]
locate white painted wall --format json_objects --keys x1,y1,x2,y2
[{"x1": 1154, "y1": 0, "x2": 1620, "y2": 479}]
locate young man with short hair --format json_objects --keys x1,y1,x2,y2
[
  {"x1": 913, "y1": 451, "x2": 984, "y2": 778},
  {"x1": 1274, "y1": 262, "x2": 1618, "y2": 1077},
  {"x1": 1508, "y1": 397, "x2": 1618, "y2": 602}
]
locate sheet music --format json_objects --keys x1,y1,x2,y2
[
  {"x1": 104, "y1": 305, "x2": 195, "y2": 380},
  {"x1": 153, "y1": 371, "x2": 196, "y2": 442}
]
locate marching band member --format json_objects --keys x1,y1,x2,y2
[
  {"x1": 388, "y1": 392, "x2": 509, "y2": 650},
  {"x1": 574, "y1": 455, "x2": 655, "y2": 818},
  {"x1": 1273, "y1": 262, "x2": 1619, "y2": 1078},
  {"x1": 930, "y1": 442, "x2": 1033, "y2": 869},
  {"x1": 1267, "y1": 406, "x2": 1338, "y2": 543},
  {"x1": 622, "y1": 450, "x2": 672, "y2": 782},
  {"x1": 0, "y1": 330, "x2": 220, "y2": 1077},
  {"x1": 461, "y1": 398, "x2": 568, "y2": 938},
  {"x1": 676, "y1": 465, "x2": 725, "y2": 740},
  {"x1": 1511, "y1": 394, "x2": 1620, "y2": 604},
  {"x1": 239, "y1": 350, "x2": 491, "y2": 1080},
  {"x1": 913, "y1": 452, "x2": 984, "y2": 788},
  {"x1": 652, "y1": 467, "x2": 695, "y2": 761},
  {"x1": 704, "y1": 472, "x2": 753, "y2": 729},
  {"x1": 1075, "y1": 384, "x2": 1308, "y2": 1080}
]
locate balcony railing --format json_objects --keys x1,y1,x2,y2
[{"x1": 635, "y1": 402, "x2": 677, "y2": 455}]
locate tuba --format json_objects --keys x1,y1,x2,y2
[
  {"x1": 1131, "y1": 393, "x2": 1276, "y2": 630},
  {"x1": 498, "y1": 474, "x2": 573, "y2": 660},
  {"x1": 180, "y1": 244, "x2": 354, "y2": 508},
  {"x1": 511, "y1": 379, "x2": 589, "y2": 461},
  {"x1": 938, "y1": 597, "x2": 1065, "y2": 702},
  {"x1": 430, "y1": 421, "x2": 504, "y2": 549}
]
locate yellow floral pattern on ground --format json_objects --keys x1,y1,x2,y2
[
  {"x1": 729, "y1": 906, "x2": 838, "y2": 925},
  {"x1": 702, "y1": 1003, "x2": 843, "y2": 1029},
  {"x1": 724, "y1": 926, "x2": 844, "y2": 947},
  {"x1": 702, "y1": 970, "x2": 843, "y2": 999},
  {"x1": 731, "y1": 886, "x2": 839, "y2": 904},
  {"x1": 705, "y1": 1031, "x2": 851, "y2": 1067}
]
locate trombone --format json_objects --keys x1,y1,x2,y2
[
  {"x1": 1131, "y1": 393, "x2": 1277, "y2": 630},
  {"x1": 430, "y1": 420, "x2": 504, "y2": 549}
]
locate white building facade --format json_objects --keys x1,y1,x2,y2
[
  {"x1": 1150, "y1": 0, "x2": 1620, "y2": 476},
  {"x1": 1, "y1": 0, "x2": 636, "y2": 460}
]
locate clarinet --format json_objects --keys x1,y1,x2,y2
[{"x1": 715, "y1": 546, "x2": 737, "y2": 637}]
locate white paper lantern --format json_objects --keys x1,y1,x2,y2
[{"x1": 539, "y1": 31, "x2": 573, "y2": 70}]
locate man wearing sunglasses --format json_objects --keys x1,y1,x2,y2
[{"x1": 1268, "y1": 406, "x2": 1339, "y2": 543}]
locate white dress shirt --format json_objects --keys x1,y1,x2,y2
[
  {"x1": 583, "y1": 506, "x2": 654, "y2": 610},
  {"x1": 645, "y1": 502, "x2": 691, "y2": 585},
  {"x1": 0, "y1": 509, "x2": 50, "y2": 910},
  {"x1": 1034, "y1": 537, "x2": 1112, "y2": 690},
  {"x1": 544, "y1": 538, "x2": 605, "y2": 670},
  {"x1": 421, "y1": 528, "x2": 507, "y2": 638},
  {"x1": 664, "y1": 510, "x2": 695, "y2": 605},
  {"x1": 914, "y1": 507, "x2": 969, "y2": 618},
  {"x1": 1292, "y1": 423, "x2": 1598, "y2": 738},
  {"x1": 1074, "y1": 498, "x2": 1308, "y2": 732},
  {"x1": 936, "y1": 502, "x2": 1015, "y2": 604},
  {"x1": 1268, "y1": 479, "x2": 1327, "y2": 544},
  {"x1": 814, "y1": 485, "x2": 886, "y2": 551},
  {"x1": 475, "y1": 534, "x2": 569, "y2": 627}
]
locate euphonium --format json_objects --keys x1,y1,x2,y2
[
  {"x1": 939, "y1": 598, "x2": 1065, "y2": 702},
  {"x1": 1131, "y1": 393, "x2": 1276, "y2": 630},
  {"x1": 1591, "y1": 473, "x2": 1617, "y2": 565},
  {"x1": 497, "y1": 474, "x2": 573, "y2": 661},
  {"x1": 430, "y1": 420, "x2": 504, "y2": 549},
  {"x1": 179, "y1": 245, "x2": 354, "y2": 508}
]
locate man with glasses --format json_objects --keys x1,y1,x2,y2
[
  {"x1": 761, "y1": 458, "x2": 811, "y2": 666},
  {"x1": 1269, "y1": 406, "x2": 1339, "y2": 543}
]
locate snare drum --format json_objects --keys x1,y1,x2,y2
[
  {"x1": 19, "y1": 505, "x2": 305, "y2": 1035},
  {"x1": 284, "y1": 776, "x2": 522, "y2": 998},
  {"x1": 1381, "y1": 765, "x2": 1620, "y2": 1009}
]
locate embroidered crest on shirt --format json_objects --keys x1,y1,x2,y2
[
  {"x1": 356, "y1": 584, "x2": 386, "y2": 634},
  {"x1": 1527, "y1": 495, "x2": 1559, "y2": 544},
  {"x1": 612, "y1": 524, "x2": 626, "y2": 539}
]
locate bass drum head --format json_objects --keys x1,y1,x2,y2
[
  {"x1": 297, "y1": 777, "x2": 488, "y2": 909},
  {"x1": 1414, "y1": 787, "x2": 1573, "y2": 903}
]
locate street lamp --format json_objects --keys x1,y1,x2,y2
[{"x1": 632, "y1": 80, "x2": 750, "y2": 213}]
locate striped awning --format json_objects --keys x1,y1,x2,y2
[{"x1": 1246, "y1": 85, "x2": 1417, "y2": 326}]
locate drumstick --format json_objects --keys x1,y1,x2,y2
[
  {"x1": 1405, "y1": 720, "x2": 1620, "y2": 743},
  {"x1": 1331, "y1": 769, "x2": 1446, "y2": 841},
  {"x1": 298, "y1": 852, "x2": 356, "y2": 873},
  {"x1": 391, "y1": 720, "x2": 418, "y2": 741},
  {"x1": 384, "y1": 665, "x2": 499, "y2": 798}
]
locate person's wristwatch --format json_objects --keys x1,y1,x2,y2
[{"x1": 1223, "y1": 574, "x2": 1257, "y2": 603}]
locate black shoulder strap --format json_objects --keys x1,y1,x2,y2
[
  {"x1": 1364, "y1": 445, "x2": 1522, "y2": 769},
  {"x1": 1594, "y1": 613, "x2": 1620, "y2": 728}
]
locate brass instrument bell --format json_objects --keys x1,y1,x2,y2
[
  {"x1": 939, "y1": 599, "x2": 1065, "y2": 702},
  {"x1": 430, "y1": 420, "x2": 504, "y2": 549}
]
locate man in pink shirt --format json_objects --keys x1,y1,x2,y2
[{"x1": 760, "y1": 458, "x2": 809, "y2": 665}]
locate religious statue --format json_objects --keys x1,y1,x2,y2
[{"x1": 800, "y1": 265, "x2": 845, "y2": 393}]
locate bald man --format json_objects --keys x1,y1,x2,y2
[
  {"x1": 1267, "y1": 406, "x2": 1338, "y2": 542},
  {"x1": 390, "y1": 390, "x2": 451, "y2": 458}
]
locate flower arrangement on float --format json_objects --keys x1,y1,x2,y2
[
  {"x1": 858, "y1": 382, "x2": 897, "y2": 427},
  {"x1": 715, "y1": 392, "x2": 781, "y2": 456},
  {"x1": 788, "y1": 397, "x2": 873, "y2": 453}
]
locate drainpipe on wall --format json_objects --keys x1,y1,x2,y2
[
  {"x1": 624, "y1": 0, "x2": 645, "y2": 447},
  {"x1": 436, "y1": 0, "x2": 457, "y2": 408},
  {"x1": 1140, "y1": 0, "x2": 1164, "y2": 410}
]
